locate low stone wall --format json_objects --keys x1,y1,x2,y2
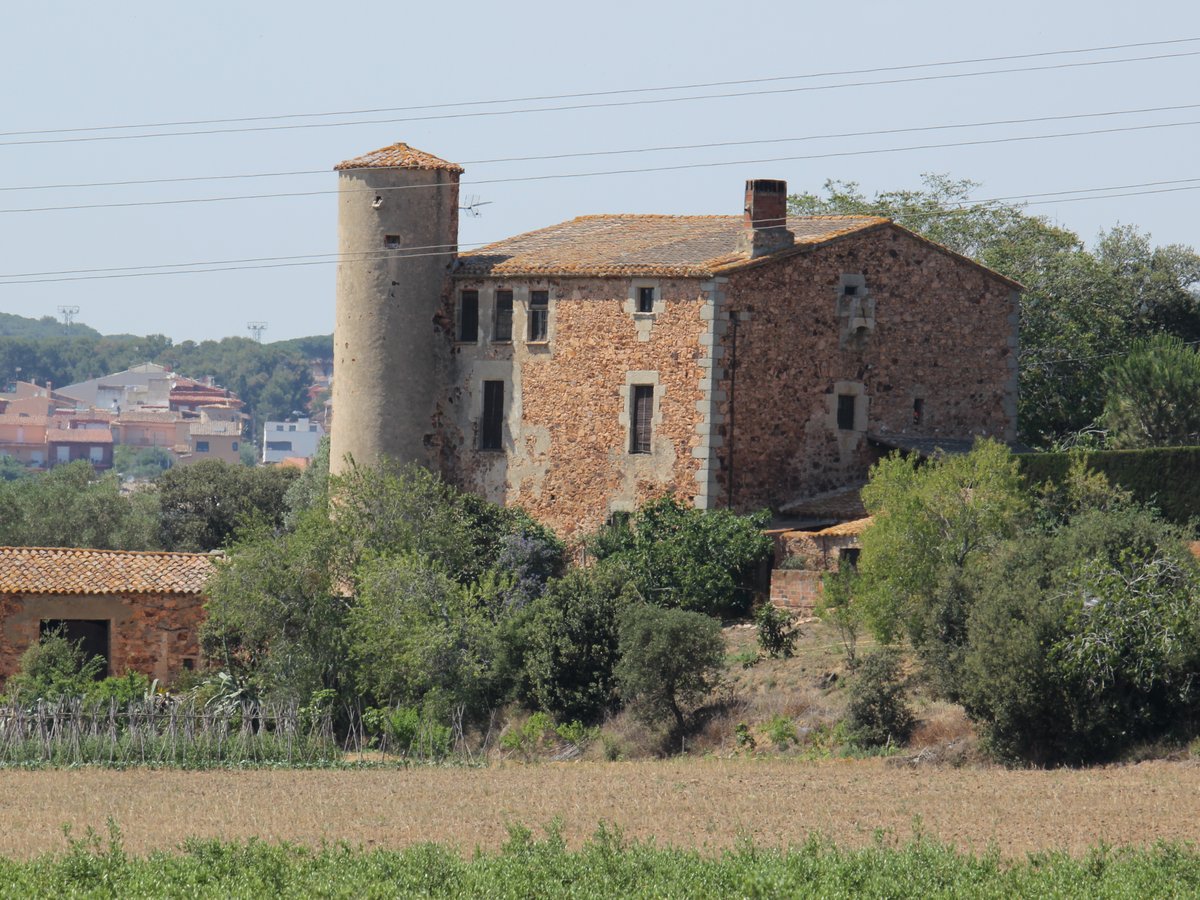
[{"x1": 769, "y1": 569, "x2": 823, "y2": 613}]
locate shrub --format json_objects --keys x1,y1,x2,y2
[
  {"x1": 522, "y1": 565, "x2": 635, "y2": 724},
  {"x1": 363, "y1": 704, "x2": 452, "y2": 760},
  {"x1": 586, "y1": 496, "x2": 772, "y2": 617},
  {"x1": 755, "y1": 604, "x2": 800, "y2": 659},
  {"x1": 846, "y1": 649, "x2": 914, "y2": 748},
  {"x1": 615, "y1": 603, "x2": 724, "y2": 736},
  {"x1": 816, "y1": 568, "x2": 863, "y2": 667},
  {"x1": 765, "y1": 714, "x2": 798, "y2": 749},
  {"x1": 4, "y1": 631, "x2": 104, "y2": 705}
]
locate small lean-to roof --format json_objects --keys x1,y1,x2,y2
[
  {"x1": 0, "y1": 547, "x2": 217, "y2": 595},
  {"x1": 335, "y1": 142, "x2": 464, "y2": 173},
  {"x1": 456, "y1": 214, "x2": 887, "y2": 278}
]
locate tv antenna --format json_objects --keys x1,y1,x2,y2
[
  {"x1": 459, "y1": 195, "x2": 493, "y2": 219},
  {"x1": 57, "y1": 305, "x2": 80, "y2": 335},
  {"x1": 247, "y1": 321, "x2": 268, "y2": 343}
]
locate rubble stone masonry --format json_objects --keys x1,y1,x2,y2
[
  {"x1": 716, "y1": 225, "x2": 1019, "y2": 512},
  {"x1": 438, "y1": 276, "x2": 712, "y2": 536},
  {"x1": 0, "y1": 592, "x2": 204, "y2": 686}
]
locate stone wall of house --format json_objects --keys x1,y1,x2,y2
[
  {"x1": 0, "y1": 592, "x2": 205, "y2": 686},
  {"x1": 435, "y1": 276, "x2": 713, "y2": 537},
  {"x1": 715, "y1": 225, "x2": 1019, "y2": 512}
]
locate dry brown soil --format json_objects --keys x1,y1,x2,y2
[{"x1": 2, "y1": 758, "x2": 1199, "y2": 859}]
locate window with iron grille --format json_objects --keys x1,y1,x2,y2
[
  {"x1": 528, "y1": 291, "x2": 549, "y2": 341},
  {"x1": 630, "y1": 385, "x2": 654, "y2": 454},
  {"x1": 458, "y1": 291, "x2": 479, "y2": 342},
  {"x1": 837, "y1": 394, "x2": 856, "y2": 431},
  {"x1": 637, "y1": 286, "x2": 656, "y2": 313},
  {"x1": 494, "y1": 290, "x2": 513, "y2": 341},
  {"x1": 481, "y1": 380, "x2": 504, "y2": 450}
]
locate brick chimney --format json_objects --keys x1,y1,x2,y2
[{"x1": 735, "y1": 179, "x2": 794, "y2": 258}]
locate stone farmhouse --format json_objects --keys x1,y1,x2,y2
[
  {"x1": 0, "y1": 547, "x2": 213, "y2": 687},
  {"x1": 331, "y1": 143, "x2": 1020, "y2": 537}
]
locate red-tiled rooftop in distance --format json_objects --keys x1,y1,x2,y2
[
  {"x1": 335, "y1": 142, "x2": 464, "y2": 173},
  {"x1": 48, "y1": 430, "x2": 112, "y2": 444},
  {"x1": 456, "y1": 215, "x2": 888, "y2": 278},
  {"x1": 0, "y1": 547, "x2": 217, "y2": 595}
]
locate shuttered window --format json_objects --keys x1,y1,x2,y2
[
  {"x1": 458, "y1": 291, "x2": 479, "y2": 342},
  {"x1": 528, "y1": 291, "x2": 549, "y2": 342},
  {"x1": 481, "y1": 380, "x2": 504, "y2": 450},
  {"x1": 494, "y1": 290, "x2": 513, "y2": 342},
  {"x1": 630, "y1": 385, "x2": 654, "y2": 454}
]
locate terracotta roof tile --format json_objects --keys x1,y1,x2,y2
[
  {"x1": 48, "y1": 430, "x2": 113, "y2": 444},
  {"x1": 117, "y1": 409, "x2": 182, "y2": 424},
  {"x1": 455, "y1": 215, "x2": 887, "y2": 278},
  {"x1": 335, "y1": 142, "x2": 464, "y2": 173},
  {"x1": 0, "y1": 547, "x2": 216, "y2": 595}
]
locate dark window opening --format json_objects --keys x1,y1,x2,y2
[
  {"x1": 481, "y1": 380, "x2": 504, "y2": 450},
  {"x1": 913, "y1": 398, "x2": 925, "y2": 427},
  {"x1": 631, "y1": 385, "x2": 654, "y2": 454},
  {"x1": 494, "y1": 290, "x2": 513, "y2": 341},
  {"x1": 182, "y1": 658, "x2": 195, "y2": 671},
  {"x1": 839, "y1": 548, "x2": 861, "y2": 570},
  {"x1": 842, "y1": 284, "x2": 858, "y2": 296},
  {"x1": 40, "y1": 619, "x2": 110, "y2": 678},
  {"x1": 837, "y1": 394, "x2": 856, "y2": 431},
  {"x1": 195, "y1": 441, "x2": 210, "y2": 452},
  {"x1": 458, "y1": 291, "x2": 479, "y2": 342},
  {"x1": 637, "y1": 286, "x2": 655, "y2": 313},
  {"x1": 607, "y1": 510, "x2": 632, "y2": 528},
  {"x1": 529, "y1": 291, "x2": 549, "y2": 341},
  {"x1": 266, "y1": 440, "x2": 293, "y2": 452},
  {"x1": 384, "y1": 234, "x2": 401, "y2": 249}
]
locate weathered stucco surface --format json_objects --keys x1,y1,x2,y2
[
  {"x1": 715, "y1": 225, "x2": 1018, "y2": 512},
  {"x1": 0, "y1": 592, "x2": 204, "y2": 686},
  {"x1": 436, "y1": 277, "x2": 712, "y2": 535}
]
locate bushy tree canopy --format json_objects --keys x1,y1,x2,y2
[{"x1": 1100, "y1": 335, "x2": 1200, "y2": 448}]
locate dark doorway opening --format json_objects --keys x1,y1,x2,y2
[{"x1": 40, "y1": 619, "x2": 110, "y2": 678}]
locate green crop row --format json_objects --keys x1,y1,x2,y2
[{"x1": 2, "y1": 822, "x2": 1198, "y2": 898}]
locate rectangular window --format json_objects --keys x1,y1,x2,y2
[
  {"x1": 458, "y1": 291, "x2": 479, "y2": 342},
  {"x1": 837, "y1": 394, "x2": 856, "y2": 431},
  {"x1": 528, "y1": 291, "x2": 549, "y2": 342},
  {"x1": 196, "y1": 441, "x2": 210, "y2": 452},
  {"x1": 913, "y1": 398, "x2": 925, "y2": 427},
  {"x1": 630, "y1": 385, "x2": 654, "y2": 454},
  {"x1": 636, "y1": 286, "x2": 655, "y2": 313},
  {"x1": 481, "y1": 380, "x2": 504, "y2": 450},
  {"x1": 266, "y1": 441, "x2": 293, "y2": 452},
  {"x1": 494, "y1": 290, "x2": 513, "y2": 342},
  {"x1": 88, "y1": 446, "x2": 103, "y2": 463},
  {"x1": 232, "y1": 441, "x2": 239, "y2": 452},
  {"x1": 842, "y1": 284, "x2": 858, "y2": 296},
  {"x1": 384, "y1": 234, "x2": 401, "y2": 249}
]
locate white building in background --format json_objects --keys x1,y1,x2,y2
[{"x1": 262, "y1": 417, "x2": 324, "y2": 464}]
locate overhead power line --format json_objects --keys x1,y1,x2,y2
[
  {"x1": 4, "y1": 117, "x2": 1200, "y2": 216},
  {"x1": 5, "y1": 36, "x2": 1197, "y2": 139},
  {"x1": 2, "y1": 176, "x2": 1198, "y2": 286},
  {"x1": 4, "y1": 100, "x2": 1199, "y2": 195},
  {"x1": 1, "y1": 48, "x2": 1198, "y2": 149}
]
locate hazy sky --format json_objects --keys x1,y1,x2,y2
[{"x1": 2, "y1": 1, "x2": 1198, "y2": 342}]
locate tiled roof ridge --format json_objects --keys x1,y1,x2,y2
[
  {"x1": 335, "y1": 142, "x2": 464, "y2": 173},
  {"x1": 0, "y1": 546, "x2": 220, "y2": 559}
]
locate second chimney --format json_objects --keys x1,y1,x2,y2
[{"x1": 736, "y1": 179, "x2": 794, "y2": 258}]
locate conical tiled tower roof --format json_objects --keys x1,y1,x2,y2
[{"x1": 334, "y1": 142, "x2": 464, "y2": 173}]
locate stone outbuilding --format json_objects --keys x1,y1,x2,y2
[
  {"x1": 331, "y1": 143, "x2": 1021, "y2": 537},
  {"x1": 0, "y1": 547, "x2": 215, "y2": 686}
]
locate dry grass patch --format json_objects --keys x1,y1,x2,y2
[{"x1": 2, "y1": 758, "x2": 1200, "y2": 859}]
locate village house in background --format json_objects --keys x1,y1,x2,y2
[
  {"x1": 0, "y1": 363, "x2": 247, "y2": 472},
  {"x1": 0, "y1": 547, "x2": 214, "y2": 686},
  {"x1": 331, "y1": 143, "x2": 1020, "y2": 543},
  {"x1": 262, "y1": 416, "x2": 325, "y2": 465}
]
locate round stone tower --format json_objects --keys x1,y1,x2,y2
[{"x1": 330, "y1": 143, "x2": 463, "y2": 474}]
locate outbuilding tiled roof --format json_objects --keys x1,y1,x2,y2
[
  {"x1": 456, "y1": 214, "x2": 887, "y2": 278},
  {"x1": 0, "y1": 547, "x2": 217, "y2": 595},
  {"x1": 335, "y1": 142, "x2": 464, "y2": 173}
]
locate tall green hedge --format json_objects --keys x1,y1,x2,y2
[{"x1": 1018, "y1": 448, "x2": 1200, "y2": 526}]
